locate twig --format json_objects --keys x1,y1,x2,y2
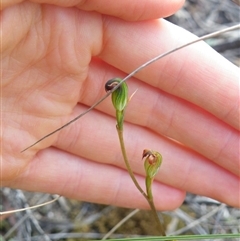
[
  {"x1": 101, "y1": 209, "x2": 140, "y2": 240},
  {"x1": 21, "y1": 24, "x2": 240, "y2": 152}
]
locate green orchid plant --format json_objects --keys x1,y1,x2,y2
[{"x1": 105, "y1": 78, "x2": 166, "y2": 236}]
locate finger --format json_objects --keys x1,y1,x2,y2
[
  {"x1": 2, "y1": 0, "x2": 185, "y2": 20},
  {"x1": 99, "y1": 17, "x2": 239, "y2": 130},
  {"x1": 77, "y1": 0, "x2": 185, "y2": 20},
  {"x1": 7, "y1": 147, "x2": 185, "y2": 211},
  {"x1": 3, "y1": 6, "x2": 104, "y2": 164},
  {"x1": 79, "y1": 59, "x2": 239, "y2": 176},
  {"x1": 53, "y1": 105, "x2": 239, "y2": 208}
]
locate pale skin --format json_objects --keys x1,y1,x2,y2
[{"x1": 2, "y1": 0, "x2": 240, "y2": 210}]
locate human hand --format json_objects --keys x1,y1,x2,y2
[{"x1": 2, "y1": 0, "x2": 239, "y2": 210}]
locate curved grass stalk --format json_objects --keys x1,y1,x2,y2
[{"x1": 21, "y1": 24, "x2": 240, "y2": 152}]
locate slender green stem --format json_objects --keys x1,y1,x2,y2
[
  {"x1": 148, "y1": 198, "x2": 166, "y2": 236},
  {"x1": 146, "y1": 176, "x2": 153, "y2": 200},
  {"x1": 117, "y1": 125, "x2": 148, "y2": 199}
]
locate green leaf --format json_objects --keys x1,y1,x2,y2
[{"x1": 92, "y1": 233, "x2": 240, "y2": 241}]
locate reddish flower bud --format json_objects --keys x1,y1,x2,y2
[{"x1": 142, "y1": 149, "x2": 162, "y2": 179}]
